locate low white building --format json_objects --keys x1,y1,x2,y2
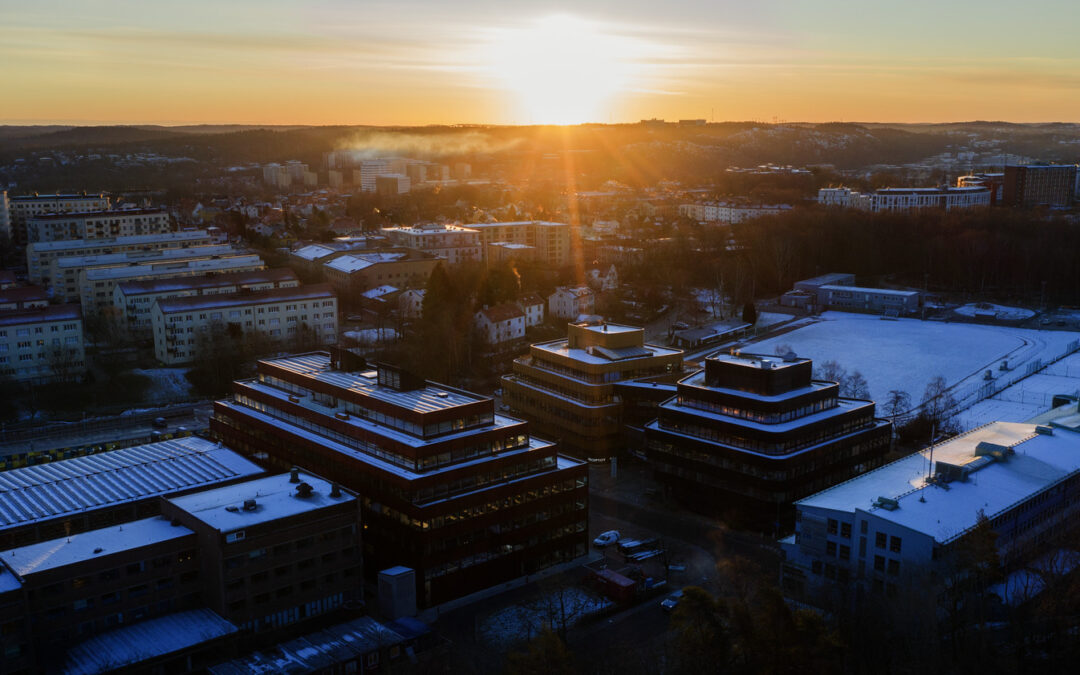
[
  {"x1": 151, "y1": 284, "x2": 338, "y2": 365},
  {"x1": 679, "y1": 202, "x2": 792, "y2": 224},
  {"x1": 517, "y1": 293, "x2": 545, "y2": 327},
  {"x1": 782, "y1": 415, "x2": 1080, "y2": 602},
  {"x1": 818, "y1": 186, "x2": 991, "y2": 212},
  {"x1": 474, "y1": 303, "x2": 526, "y2": 346},
  {"x1": 548, "y1": 286, "x2": 596, "y2": 320},
  {"x1": 398, "y1": 289, "x2": 425, "y2": 320}
]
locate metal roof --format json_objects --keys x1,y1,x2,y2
[{"x1": 0, "y1": 437, "x2": 263, "y2": 530}]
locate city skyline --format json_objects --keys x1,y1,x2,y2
[{"x1": 4, "y1": 0, "x2": 1080, "y2": 126}]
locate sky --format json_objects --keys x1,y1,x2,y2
[{"x1": 2, "y1": 0, "x2": 1080, "y2": 126}]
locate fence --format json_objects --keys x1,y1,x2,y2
[{"x1": 0, "y1": 401, "x2": 208, "y2": 445}]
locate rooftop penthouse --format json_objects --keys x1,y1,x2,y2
[{"x1": 211, "y1": 350, "x2": 588, "y2": 607}]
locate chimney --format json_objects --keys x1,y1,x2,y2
[{"x1": 290, "y1": 467, "x2": 300, "y2": 483}]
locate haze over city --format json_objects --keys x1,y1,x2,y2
[{"x1": 4, "y1": 0, "x2": 1080, "y2": 125}]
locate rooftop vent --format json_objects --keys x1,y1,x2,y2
[
  {"x1": 225, "y1": 505, "x2": 239, "y2": 512},
  {"x1": 335, "y1": 411, "x2": 350, "y2": 420},
  {"x1": 1036, "y1": 425, "x2": 1054, "y2": 435},
  {"x1": 290, "y1": 467, "x2": 300, "y2": 483},
  {"x1": 436, "y1": 392, "x2": 449, "y2": 399},
  {"x1": 93, "y1": 547, "x2": 103, "y2": 554},
  {"x1": 330, "y1": 482, "x2": 342, "y2": 498},
  {"x1": 875, "y1": 496, "x2": 900, "y2": 511},
  {"x1": 296, "y1": 482, "x2": 314, "y2": 498},
  {"x1": 242, "y1": 499, "x2": 257, "y2": 511},
  {"x1": 782, "y1": 351, "x2": 798, "y2": 362}
]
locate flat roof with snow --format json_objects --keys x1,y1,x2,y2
[
  {"x1": 0, "y1": 436, "x2": 264, "y2": 530},
  {"x1": 83, "y1": 255, "x2": 265, "y2": 281},
  {"x1": 27, "y1": 230, "x2": 210, "y2": 253},
  {"x1": 165, "y1": 471, "x2": 355, "y2": 532},
  {"x1": 4, "y1": 516, "x2": 193, "y2": 577},
  {"x1": 819, "y1": 284, "x2": 920, "y2": 297},
  {"x1": 325, "y1": 252, "x2": 407, "y2": 273},
  {"x1": 154, "y1": 283, "x2": 334, "y2": 314},
  {"x1": 796, "y1": 417, "x2": 1080, "y2": 543},
  {"x1": 116, "y1": 268, "x2": 297, "y2": 297},
  {"x1": 63, "y1": 608, "x2": 238, "y2": 675},
  {"x1": 54, "y1": 245, "x2": 238, "y2": 269}
]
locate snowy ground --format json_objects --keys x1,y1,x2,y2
[
  {"x1": 477, "y1": 586, "x2": 613, "y2": 647},
  {"x1": 343, "y1": 328, "x2": 399, "y2": 344},
  {"x1": 131, "y1": 368, "x2": 194, "y2": 404},
  {"x1": 745, "y1": 312, "x2": 1080, "y2": 407},
  {"x1": 954, "y1": 302, "x2": 1036, "y2": 321},
  {"x1": 958, "y1": 352, "x2": 1080, "y2": 429}
]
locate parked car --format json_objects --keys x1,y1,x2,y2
[
  {"x1": 593, "y1": 530, "x2": 620, "y2": 548},
  {"x1": 661, "y1": 589, "x2": 684, "y2": 612},
  {"x1": 152, "y1": 417, "x2": 168, "y2": 429}
]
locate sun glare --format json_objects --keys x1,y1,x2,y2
[{"x1": 484, "y1": 15, "x2": 640, "y2": 125}]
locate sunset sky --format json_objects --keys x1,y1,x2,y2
[{"x1": 3, "y1": 0, "x2": 1079, "y2": 126}]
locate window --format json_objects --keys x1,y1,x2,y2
[
  {"x1": 889, "y1": 536, "x2": 902, "y2": 553},
  {"x1": 887, "y1": 559, "x2": 900, "y2": 576},
  {"x1": 875, "y1": 532, "x2": 887, "y2": 549},
  {"x1": 840, "y1": 545, "x2": 851, "y2": 561},
  {"x1": 826, "y1": 541, "x2": 837, "y2": 556},
  {"x1": 840, "y1": 522, "x2": 852, "y2": 539},
  {"x1": 827, "y1": 519, "x2": 838, "y2": 535},
  {"x1": 860, "y1": 521, "x2": 868, "y2": 535},
  {"x1": 873, "y1": 555, "x2": 885, "y2": 572}
]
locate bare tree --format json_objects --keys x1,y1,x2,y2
[
  {"x1": 921, "y1": 375, "x2": 959, "y2": 436},
  {"x1": 884, "y1": 389, "x2": 912, "y2": 423},
  {"x1": 842, "y1": 371, "x2": 870, "y2": 399},
  {"x1": 817, "y1": 360, "x2": 847, "y2": 384}
]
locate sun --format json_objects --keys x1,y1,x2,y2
[{"x1": 484, "y1": 15, "x2": 639, "y2": 125}]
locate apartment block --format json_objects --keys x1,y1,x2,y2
[
  {"x1": 6, "y1": 192, "x2": 110, "y2": 246},
  {"x1": 26, "y1": 207, "x2": 171, "y2": 243},
  {"x1": 80, "y1": 254, "x2": 266, "y2": 315},
  {"x1": 503, "y1": 322, "x2": 684, "y2": 460},
  {"x1": 467, "y1": 221, "x2": 570, "y2": 267},
  {"x1": 381, "y1": 224, "x2": 482, "y2": 265},
  {"x1": 210, "y1": 351, "x2": 589, "y2": 607},
  {"x1": 1002, "y1": 164, "x2": 1078, "y2": 208},
  {"x1": 322, "y1": 250, "x2": 440, "y2": 298},
  {"x1": 151, "y1": 284, "x2": 338, "y2": 365},
  {"x1": 0, "y1": 304, "x2": 85, "y2": 384},
  {"x1": 114, "y1": 268, "x2": 299, "y2": 340},
  {"x1": 26, "y1": 230, "x2": 213, "y2": 286}
]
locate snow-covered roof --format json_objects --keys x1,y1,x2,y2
[
  {"x1": 117, "y1": 268, "x2": 296, "y2": 297},
  {"x1": 83, "y1": 254, "x2": 265, "y2": 281},
  {"x1": 290, "y1": 244, "x2": 340, "y2": 261},
  {"x1": 207, "y1": 616, "x2": 402, "y2": 675},
  {"x1": 819, "y1": 284, "x2": 920, "y2": 297},
  {"x1": 324, "y1": 252, "x2": 405, "y2": 273},
  {"x1": 63, "y1": 608, "x2": 238, "y2": 675},
  {"x1": 55, "y1": 244, "x2": 238, "y2": 269},
  {"x1": 468, "y1": 220, "x2": 566, "y2": 229},
  {"x1": 479, "y1": 302, "x2": 524, "y2": 323},
  {"x1": 27, "y1": 230, "x2": 210, "y2": 253},
  {"x1": 166, "y1": 471, "x2": 356, "y2": 532},
  {"x1": 0, "y1": 303, "x2": 81, "y2": 327},
  {"x1": 532, "y1": 339, "x2": 681, "y2": 366},
  {"x1": 260, "y1": 352, "x2": 484, "y2": 415},
  {"x1": 797, "y1": 417, "x2": 1080, "y2": 543},
  {"x1": 0, "y1": 566, "x2": 22, "y2": 593},
  {"x1": 154, "y1": 283, "x2": 334, "y2": 314},
  {"x1": 0, "y1": 436, "x2": 263, "y2": 530},
  {"x1": 5, "y1": 516, "x2": 193, "y2": 577},
  {"x1": 361, "y1": 285, "x2": 399, "y2": 299}
]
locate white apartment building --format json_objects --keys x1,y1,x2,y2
[
  {"x1": 547, "y1": 286, "x2": 596, "y2": 320},
  {"x1": 679, "y1": 202, "x2": 793, "y2": 224},
  {"x1": 114, "y1": 268, "x2": 299, "y2": 339},
  {"x1": 0, "y1": 304, "x2": 86, "y2": 383},
  {"x1": 467, "y1": 221, "x2": 570, "y2": 267},
  {"x1": 518, "y1": 294, "x2": 545, "y2": 327},
  {"x1": 81, "y1": 254, "x2": 266, "y2": 315},
  {"x1": 375, "y1": 174, "x2": 411, "y2": 196},
  {"x1": 151, "y1": 284, "x2": 338, "y2": 365},
  {"x1": 398, "y1": 289, "x2": 425, "y2": 319},
  {"x1": 380, "y1": 224, "x2": 482, "y2": 265},
  {"x1": 50, "y1": 244, "x2": 239, "y2": 303},
  {"x1": 474, "y1": 303, "x2": 526, "y2": 346},
  {"x1": 7, "y1": 193, "x2": 110, "y2": 244},
  {"x1": 26, "y1": 230, "x2": 213, "y2": 286},
  {"x1": 781, "y1": 415, "x2": 1080, "y2": 602},
  {"x1": 352, "y1": 160, "x2": 391, "y2": 193},
  {"x1": 817, "y1": 186, "x2": 991, "y2": 212},
  {"x1": 26, "y1": 208, "x2": 171, "y2": 243}
]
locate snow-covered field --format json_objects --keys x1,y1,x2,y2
[
  {"x1": 745, "y1": 312, "x2": 1080, "y2": 405},
  {"x1": 478, "y1": 586, "x2": 613, "y2": 646},
  {"x1": 959, "y1": 353, "x2": 1080, "y2": 429},
  {"x1": 131, "y1": 368, "x2": 194, "y2": 403},
  {"x1": 954, "y1": 302, "x2": 1036, "y2": 321}
]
